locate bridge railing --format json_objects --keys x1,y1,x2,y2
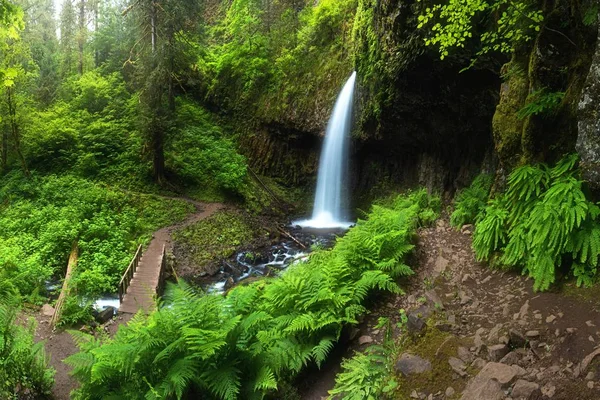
[
  {"x1": 118, "y1": 244, "x2": 143, "y2": 303},
  {"x1": 156, "y1": 244, "x2": 167, "y2": 296}
]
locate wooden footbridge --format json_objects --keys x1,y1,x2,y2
[
  {"x1": 118, "y1": 242, "x2": 167, "y2": 314},
  {"x1": 117, "y1": 202, "x2": 223, "y2": 314}
]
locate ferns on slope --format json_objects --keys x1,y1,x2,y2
[
  {"x1": 450, "y1": 174, "x2": 493, "y2": 228},
  {"x1": 473, "y1": 154, "x2": 600, "y2": 291},
  {"x1": 67, "y1": 190, "x2": 439, "y2": 399}
]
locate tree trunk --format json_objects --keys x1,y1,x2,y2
[
  {"x1": 6, "y1": 88, "x2": 30, "y2": 177},
  {"x1": 93, "y1": 0, "x2": 98, "y2": 67},
  {"x1": 1, "y1": 126, "x2": 7, "y2": 171},
  {"x1": 78, "y1": 0, "x2": 85, "y2": 75}
]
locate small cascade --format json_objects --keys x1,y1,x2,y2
[{"x1": 296, "y1": 71, "x2": 357, "y2": 229}]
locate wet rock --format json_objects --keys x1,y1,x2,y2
[
  {"x1": 395, "y1": 353, "x2": 432, "y2": 377},
  {"x1": 460, "y1": 362, "x2": 518, "y2": 400},
  {"x1": 95, "y1": 306, "x2": 116, "y2": 324},
  {"x1": 510, "y1": 329, "x2": 527, "y2": 348},
  {"x1": 449, "y1": 357, "x2": 468, "y2": 377},
  {"x1": 358, "y1": 335, "x2": 373, "y2": 345},
  {"x1": 488, "y1": 344, "x2": 509, "y2": 362},
  {"x1": 41, "y1": 304, "x2": 55, "y2": 317},
  {"x1": 578, "y1": 16, "x2": 600, "y2": 188},
  {"x1": 511, "y1": 379, "x2": 540, "y2": 400}
]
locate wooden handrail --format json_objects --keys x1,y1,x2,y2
[
  {"x1": 156, "y1": 245, "x2": 167, "y2": 296},
  {"x1": 118, "y1": 244, "x2": 143, "y2": 303}
]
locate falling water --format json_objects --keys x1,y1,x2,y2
[{"x1": 296, "y1": 71, "x2": 356, "y2": 229}]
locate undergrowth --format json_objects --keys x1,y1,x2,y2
[
  {"x1": 0, "y1": 277, "x2": 55, "y2": 399},
  {"x1": 0, "y1": 172, "x2": 193, "y2": 320},
  {"x1": 473, "y1": 154, "x2": 600, "y2": 290},
  {"x1": 450, "y1": 174, "x2": 493, "y2": 229},
  {"x1": 328, "y1": 318, "x2": 397, "y2": 400},
  {"x1": 66, "y1": 189, "x2": 439, "y2": 399}
]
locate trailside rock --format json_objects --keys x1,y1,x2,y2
[
  {"x1": 509, "y1": 329, "x2": 527, "y2": 348},
  {"x1": 395, "y1": 353, "x2": 432, "y2": 377},
  {"x1": 449, "y1": 357, "x2": 468, "y2": 377},
  {"x1": 95, "y1": 306, "x2": 116, "y2": 324},
  {"x1": 488, "y1": 344, "x2": 509, "y2": 362},
  {"x1": 41, "y1": 304, "x2": 55, "y2": 317},
  {"x1": 461, "y1": 362, "x2": 518, "y2": 400},
  {"x1": 511, "y1": 379, "x2": 540, "y2": 400}
]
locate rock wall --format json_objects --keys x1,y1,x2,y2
[
  {"x1": 577, "y1": 14, "x2": 600, "y2": 188},
  {"x1": 493, "y1": 1, "x2": 598, "y2": 182}
]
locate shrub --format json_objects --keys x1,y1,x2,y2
[
  {"x1": 473, "y1": 154, "x2": 600, "y2": 290},
  {"x1": 450, "y1": 174, "x2": 493, "y2": 229},
  {"x1": 66, "y1": 190, "x2": 438, "y2": 399},
  {"x1": 0, "y1": 280, "x2": 55, "y2": 398}
]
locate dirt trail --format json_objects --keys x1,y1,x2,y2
[
  {"x1": 303, "y1": 218, "x2": 600, "y2": 399},
  {"x1": 34, "y1": 199, "x2": 224, "y2": 400}
]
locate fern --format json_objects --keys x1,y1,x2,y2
[
  {"x1": 67, "y1": 190, "x2": 438, "y2": 399},
  {"x1": 473, "y1": 154, "x2": 600, "y2": 291},
  {"x1": 450, "y1": 174, "x2": 493, "y2": 228}
]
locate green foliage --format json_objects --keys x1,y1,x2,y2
[
  {"x1": 173, "y1": 210, "x2": 261, "y2": 269},
  {"x1": 67, "y1": 190, "x2": 436, "y2": 399},
  {"x1": 170, "y1": 99, "x2": 247, "y2": 194},
  {"x1": 0, "y1": 282, "x2": 55, "y2": 399},
  {"x1": 417, "y1": 0, "x2": 543, "y2": 61},
  {"x1": 473, "y1": 155, "x2": 600, "y2": 290},
  {"x1": 450, "y1": 174, "x2": 493, "y2": 228},
  {"x1": 0, "y1": 172, "x2": 193, "y2": 300},
  {"x1": 328, "y1": 319, "x2": 397, "y2": 399},
  {"x1": 516, "y1": 89, "x2": 565, "y2": 119}
]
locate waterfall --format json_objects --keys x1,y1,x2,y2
[{"x1": 297, "y1": 71, "x2": 356, "y2": 229}]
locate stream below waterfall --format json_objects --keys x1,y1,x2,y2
[{"x1": 202, "y1": 227, "x2": 342, "y2": 294}]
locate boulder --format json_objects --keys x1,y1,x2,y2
[
  {"x1": 395, "y1": 353, "x2": 432, "y2": 377},
  {"x1": 407, "y1": 312, "x2": 427, "y2": 335},
  {"x1": 488, "y1": 344, "x2": 509, "y2": 362},
  {"x1": 509, "y1": 329, "x2": 527, "y2": 348},
  {"x1": 41, "y1": 304, "x2": 55, "y2": 317},
  {"x1": 95, "y1": 306, "x2": 116, "y2": 324},
  {"x1": 461, "y1": 362, "x2": 519, "y2": 400},
  {"x1": 511, "y1": 379, "x2": 541, "y2": 400}
]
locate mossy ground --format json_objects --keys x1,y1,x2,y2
[
  {"x1": 394, "y1": 323, "x2": 473, "y2": 400},
  {"x1": 172, "y1": 209, "x2": 268, "y2": 271}
]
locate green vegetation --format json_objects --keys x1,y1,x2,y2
[
  {"x1": 473, "y1": 155, "x2": 600, "y2": 290},
  {"x1": 0, "y1": 172, "x2": 193, "y2": 302},
  {"x1": 66, "y1": 190, "x2": 438, "y2": 399},
  {"x1": 0, "y1": 280, "x2": 54, "y2": 399},
  {"x1": 450, "y1": 174, "x2": 493, "y2": 229},
  {"x1": 417, "y1": 0, "x2": 543, "y2": 61},
  {"x1": 516, "y1": 89, "x2": 565, "y2": 120},
  {"x1": 173, "y1": 210, "x2": 262, "y2": 269},
  {"x1": 328, "y1": 318, "x2": 397, "y2": 400}
]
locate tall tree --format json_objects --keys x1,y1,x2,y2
[
  {"x1": 128, "y1": 0, "x2": 201, "y2": 183},
  {"x1": 20, "y1": 0, "x2": 60, "y2": 105},
  {"x1": 59, "y1": 0, "x2": 77, "y2": 77}
]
